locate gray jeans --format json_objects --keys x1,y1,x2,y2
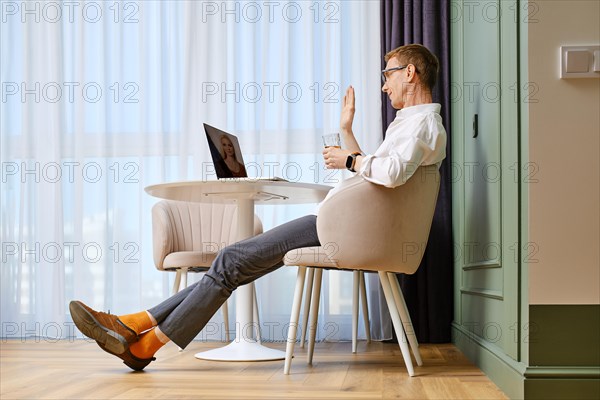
[{"x1": 148, "y1": 214, "x2": 319, "y2": 348}]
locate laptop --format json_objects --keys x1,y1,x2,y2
[{"x1": 203, "y1": 123, "x2": 286, "y2": 181}]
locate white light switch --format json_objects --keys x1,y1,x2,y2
[
  {"x1": 560, "y1": 45, "x2": 600, "y2": 78},
  {"x1": 566, "y1": 51, "x2": 590, "y2": 73}
]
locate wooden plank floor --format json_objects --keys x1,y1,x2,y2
[{"x1": 1, "y1": 340, "x2": 508, "y2": 399}]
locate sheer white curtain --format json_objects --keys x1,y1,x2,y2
[{"x1": 1, "y1": 0, "x2": 389, "y2": 342}]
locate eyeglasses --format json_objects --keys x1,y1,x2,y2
[{"x1": 381, "y1": 65, "x2": 408, "y2": 83}]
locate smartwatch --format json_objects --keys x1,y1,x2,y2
[{"x1": 345, "y1": 152, "x2": 361, "y2": 172}]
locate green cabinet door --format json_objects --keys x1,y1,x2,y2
[{"x1": 452, "y1": 0, "x2": 520, "y2": 361}]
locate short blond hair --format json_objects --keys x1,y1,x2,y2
[{"x1": 385, "y1": 44, "x2": 439, "y2": 92}]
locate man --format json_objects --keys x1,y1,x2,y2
[{"x1": 70, "y1": 44, "x2": 447, "y2": 371}]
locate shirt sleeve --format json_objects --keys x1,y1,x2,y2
[{"x1": 357, "y1": 115, "x2": 446, "y2": 188}]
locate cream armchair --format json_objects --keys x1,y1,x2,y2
[
  {"x1": 152, "y1": 200, "x2": 263, "y2": 342},
  {"x1": 283, "y1": 165, "x2": 440, "y2": 376}
]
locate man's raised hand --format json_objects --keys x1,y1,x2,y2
[{"x1": 340, "y1": 86, "x2": 355, "y2": 133}]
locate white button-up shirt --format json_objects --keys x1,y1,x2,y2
[
  {"x1": 358, "y1": 103, "x2": 446, "y2": 188},
  {"x1": 317, "y1": 103, "x2": 446, "y2": 212}
]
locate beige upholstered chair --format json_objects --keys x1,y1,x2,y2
[
  {"x1": 283, "y1": 165, "x2": 440, "y2": 376},
  {"x1": 152, "y1": 200, "x2": 264, "y2": 342}
]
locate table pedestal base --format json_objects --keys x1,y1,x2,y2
[{"x1": 194, "y1": 341, "x2": 285, "y2": 362}]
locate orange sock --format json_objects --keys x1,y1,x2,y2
[
  {"x1": 118, "y1": 311, "x2": 154, "y2": 335},
  {"x1": 129, "y1": 328, "x2": 168, "y2": 359}
]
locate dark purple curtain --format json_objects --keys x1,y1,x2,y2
[{"x1": 381, "y1": 0, "x2": 453, "y2": 343}]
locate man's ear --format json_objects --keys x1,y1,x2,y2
[{"x1": 406, "y1": 64, "x2": 417, "y2": 82}]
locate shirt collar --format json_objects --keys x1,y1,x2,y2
[{"x1": 395, "y1": 103, "x2": 441, "y2": 119}]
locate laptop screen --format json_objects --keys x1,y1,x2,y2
[{"x1": 204, "y1": 123, "x2": 248, "y2": 179}]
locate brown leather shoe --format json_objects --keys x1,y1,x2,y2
[
  {"x1": 96, "y1": 342, "x2": 155, "y2": 371},
  {"x1": 69, "y1": 300, "x2": 138, "y2": 355}
]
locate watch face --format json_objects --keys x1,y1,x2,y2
[{"x1": 346, "y1": 155, "x2": 354, "y2": 169}]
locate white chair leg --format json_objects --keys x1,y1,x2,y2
[
  {"x1": 253, "y1": 284, "x2": 262, "y2": 344},
  {"x1": 174, "y1": 268, "x2": 188, "y2": 352},
  {"x1": 387, "y1": 272, "x2": 422, "y2": 366},
  {"x1": 307, "y1": 268, "x2": 323, "y2": 365},
  {"x1": 284, "y1": 266, "x2": 307, "y2": 375},
  {"x1": 300, "y1": 268, "x2": 315, "y2": 348},
  {"x1": 181, "y1": 267, "x2": 188, "y2": 289},
  {"x1": 359, "y1": 271, "x2": 371, "y2": 343},
  {"x1": 352, "y1": 270, "x2": 360, "y2": 353},
  {"x1": 172, "y1": 269, "x2": 182, "y2": 295},
  {"x1": 378, "y1": 271, "x2": 415, "y2": 377},
  {"x1": 222, "y1": 300, "x2": 230, "y2": 342}
]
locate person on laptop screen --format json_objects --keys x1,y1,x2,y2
[
  {"x1": 218, "y1": 134, "x2": 247, "y2": 177},
  {"x1": 205, "y1": 124, "x2": 248, "y2": 178}
]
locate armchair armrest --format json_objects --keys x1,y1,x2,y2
[{"x1": 152, "y1": 202, "x2": 175, "y2": 271}]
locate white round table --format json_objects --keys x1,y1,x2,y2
[{"x1": 145, "y1": 178, "x2": 331, "y2": 361}]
